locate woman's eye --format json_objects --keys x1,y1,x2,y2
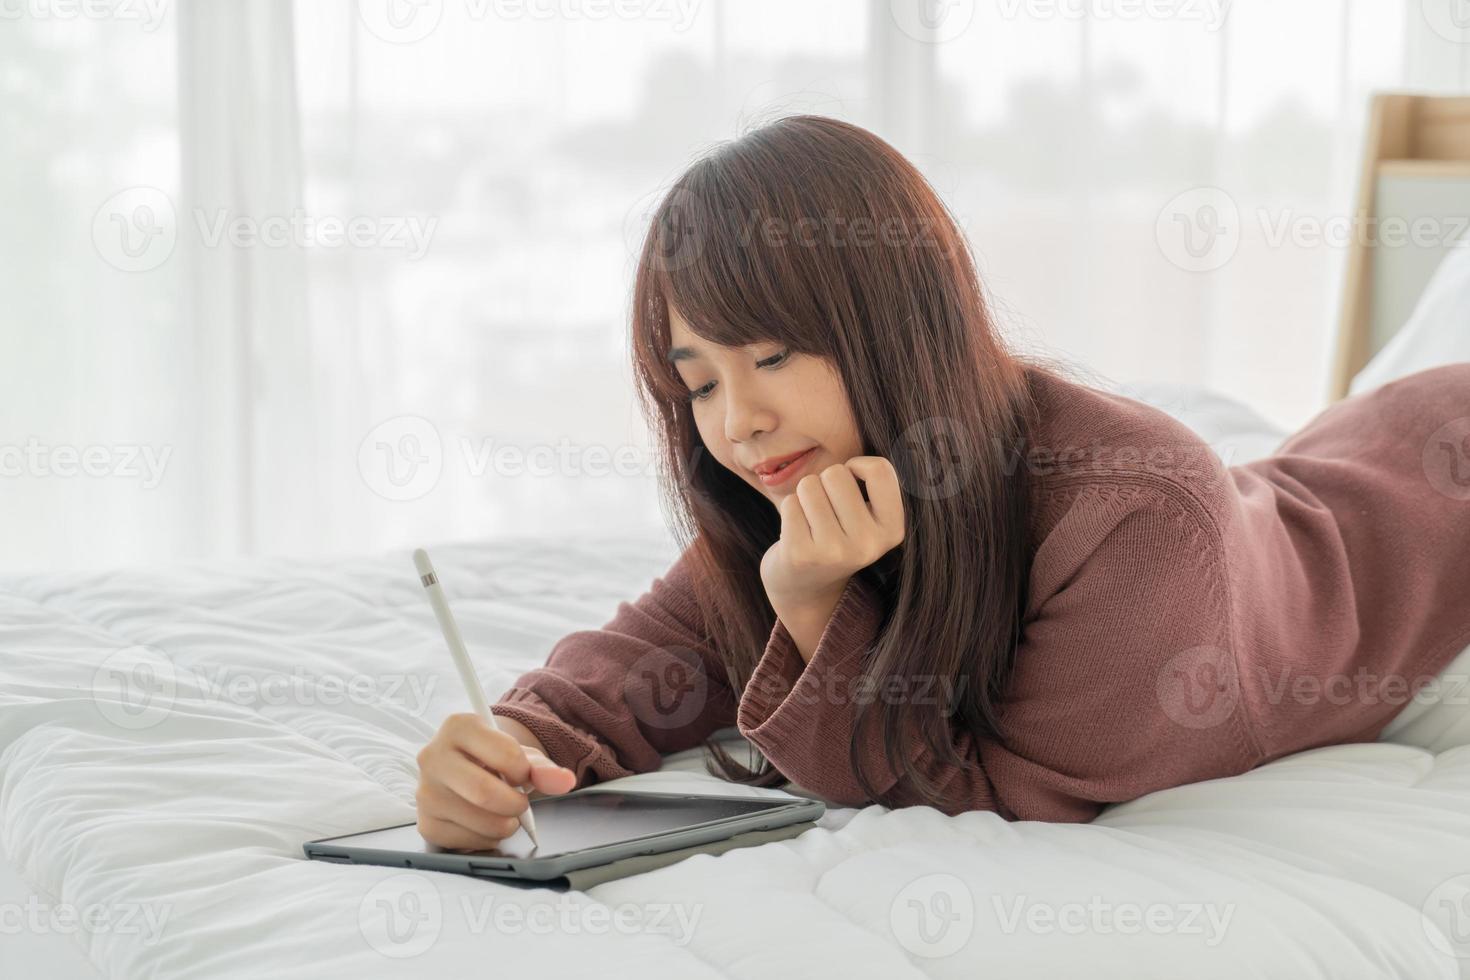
[{"x1": 685, "y1": 349, "x2": 789, "y2": 403}]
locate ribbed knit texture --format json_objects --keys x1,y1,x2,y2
[{"x1": 493, "y1": 363, "x2": 1470, "y2": 821}]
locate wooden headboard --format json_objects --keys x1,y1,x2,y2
[{"x1": 1331, "y1": 93, "x2": 1470, "y2": 400}]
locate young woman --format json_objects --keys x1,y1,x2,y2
[{"x1": 414, "y1": 115, "x2": 1470, "y2": 851}]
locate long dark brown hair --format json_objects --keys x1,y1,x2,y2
[{"x1": 629, "y1": 114, "x2": 1058, "y2": 808}]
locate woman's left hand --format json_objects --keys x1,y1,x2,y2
[{"x1": 760, "y1": 455, "x2": 906, "y2": 617}]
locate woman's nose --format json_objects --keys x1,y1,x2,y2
[{"x1": 723, "y1": 383, "x2": 776, "y2": 445}]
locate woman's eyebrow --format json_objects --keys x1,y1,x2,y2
[{"x1": 668, "y1": 340, "x2": 772, "y2": 363}]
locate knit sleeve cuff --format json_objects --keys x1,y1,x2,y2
[
  {"x1": 491, "y1": 689, "x2": 634, "y2": 787},
  {"x1": 736, "y1": 574, "x2": 885, "y2": 776}
]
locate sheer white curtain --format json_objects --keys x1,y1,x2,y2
[
  {"x1": 3, "y1": 0, "x2": 1467, "y2": 572},
  {"x1": 179, "y1": 0, "x2": 313, "y2": 559}
]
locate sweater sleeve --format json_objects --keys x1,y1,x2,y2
[
  {"x1": 490, "y1": 547, "x2": 738, "y2": 787},
  {"x1": 735, "y1": 571, "x2": 1009, "y2": 815},
  {"x1": 736, "y1": 485, "x2": 1260, "y2": 823}
]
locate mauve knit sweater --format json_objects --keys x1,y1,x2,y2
[{"x1": 492, "y1": 363, "x2": 1470, "y2": 822}]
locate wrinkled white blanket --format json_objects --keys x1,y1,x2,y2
[{"x1": 4, "y1": 389, "x2": 1470, "y2": 978}]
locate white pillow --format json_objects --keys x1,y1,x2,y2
[
  {"x1": 1118, "y1": 380, "x2": 1287, "y2": 466},
  {"x1": 1349, "y1": 234, "x2": 1470, "y2": 395}
]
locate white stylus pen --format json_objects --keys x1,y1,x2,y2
[{"x1": 412, "y1": 548, "x2": 540, "y2": 847}]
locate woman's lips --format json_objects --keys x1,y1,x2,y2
[{"x1": 757, "y1": 447, "x2": 817, "y2": 488}]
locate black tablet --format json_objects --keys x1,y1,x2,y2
[{"x1": 303, "y1": 788, "x2": 825, "y2": 881}]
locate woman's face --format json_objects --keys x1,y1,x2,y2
[{"x1": 668, "y1": 304, "x2": 863, "y2": 502}]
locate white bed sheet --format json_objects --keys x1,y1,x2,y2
[
  {"x1": 0, "y1": 838, "x2": 104, "y2": 979},
  {"x1": 5, "y1": 389, "x2": 1470, "y2": 978}
]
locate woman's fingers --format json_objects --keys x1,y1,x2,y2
[
  {"x1": 818, "y1": 462, "x2": 875, "y2": 539},
  {"x1": 792, "y1": 459, "x2": 900, "y2": 556},
  {"x1": 777, "y1": 490, "x2": 812, "y2": 549},
  {"x1": 795, "y1": 472, "x2": 844, "y2": 548},
  {"x1": 416, "y1": 781, "x2": 525, "y2": 845},
  {"x1": 436, "y1": 748, "x2": 532, "y2": 817},
  {"x1": 417, "y1": 814, "x2": 517, "y2": 852},
  {"x1": 415, "y1": 712, "x2": 577, "y2": 851},
  {"x1": 843, "y1": 456, "x2": 905, "y2": 545},
  {"x1": 445, "y1": 713, "x2": 538, "y2": 787},
  {"x1": 525, "y1": 752, "x2": 578, "y2": 795}
]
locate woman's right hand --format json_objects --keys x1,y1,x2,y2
[{"x1": 415, "y1": 712, "x2": 579, "y2": 850}]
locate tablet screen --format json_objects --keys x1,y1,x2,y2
[{"x1": 317, "y1": 791, "x2": 792, "y2": 861}]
